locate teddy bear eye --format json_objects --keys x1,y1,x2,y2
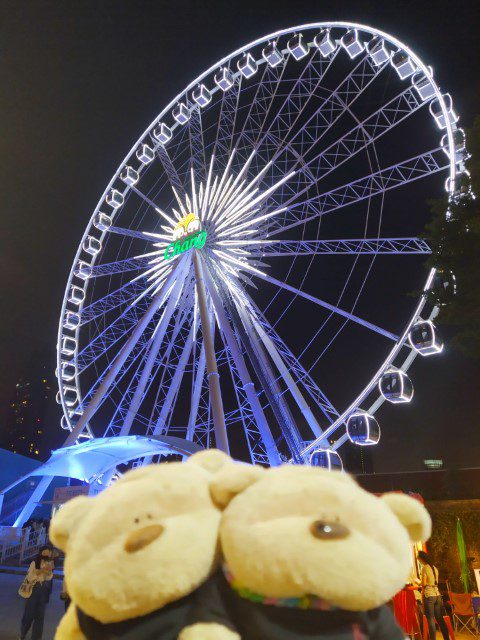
[{"x1": 134, "y1": 517, "x2": 140, "y2": 524}]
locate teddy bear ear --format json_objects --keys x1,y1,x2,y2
[
  {"x1": 49, "y1": 495, "x2": 92, "y2": 552},
  {"x1": 209, "y1": 464, "x2": 265, "y2": 509},
  {"x1": 381, "y1": 493, "x2": 432, "y2": 543},
  {"x1": 186, "y1": 449, "x2": 233, "y2": 474}
]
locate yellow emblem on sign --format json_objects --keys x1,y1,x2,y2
[
  {"x1": 172, "y1": 213, "x2": 201, "y2": 240},
  {"x1": 164, "y1": 213, "x2": 207, "y2": 261}
]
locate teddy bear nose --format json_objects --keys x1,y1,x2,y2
[
  {"x1": 310, "y1": 520, "x2": 350, "y2": 540},
  {"x1": 124, "y1": 524, "x2": 164, "y2": 553}
]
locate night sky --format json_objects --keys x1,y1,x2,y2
[{"x1": 1, "y1": 0, "x2": 479, "y2": 472}]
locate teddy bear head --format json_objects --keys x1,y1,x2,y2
[
  {"x1": 50, "y1": 449, "x2": 231, "y2": 624},
  {"x1": 212, "y1": 464, "x2": 431, "y2": 611}
]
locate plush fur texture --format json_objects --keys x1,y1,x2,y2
[
  {"x1": 212, "y1": 465, "x2": 431, "y2": 612},
  {"x1": 50, "y1": 450, "x2": 235, "y2": 639}
]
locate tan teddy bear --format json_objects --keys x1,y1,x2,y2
[
  {"x1": 193, "y1": 463, "x2": 431, "y2": 639},
  {"x1": 50, "y1": 450, "x2": 240, "y2": 640}
]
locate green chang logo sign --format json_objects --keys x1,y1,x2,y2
[{"x1": 164, "y1": 228, "x2": 207, "y2": 260}]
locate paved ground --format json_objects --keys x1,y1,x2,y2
[
  {"x1": 0, "y1": 573, "x2": 64, "y2": 640},
  {"x1": 0, "y1": 573, "x2": 473, "y2": 639}
]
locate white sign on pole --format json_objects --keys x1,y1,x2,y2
[{"x1": 474, "y1": 569, "x2": 480, "y2": 594}]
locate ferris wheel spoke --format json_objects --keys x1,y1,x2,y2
[
  {"x1": 89, "y1": 256, "x2": 152, "y2": 277},
  {"x1": 262, "y1": 148, "x2": 448, "y2": 237},
  {"x1": 232, "y1": 59, "x2": 287, "y2": 172},
  {"x1": 246, "y1": 48, "x2": 338, "y2": 162},
  {"x1": 230, "y1": 281, "x2": 339, "y2": 425},
  {"x1": 244, "y1": 266, "x2": 399, "y2": 342},
  {"x1": 77, "y1": 327, "x2": 152, "y2": 432},
  {"x1": 208, "y1": 259, "x2": 304, "y2": 459},
  {"x1": 144, "y1": 288, "x2": 196, "y2": 436},
  {"x1": 204, "y1": 262, "x2": 280, "y2": 465},
  {"x1": 222, "y1": 237, "x2": 431, "y2": 257},
  {"x1": 230, "y1": 291, "x2": 305, "y2": 462},
  {"x1": 223, "y1": 344, "x2": 271, "y2": 465},
  {"x1": 188, "y1": 104, "x2": 208, "y2": 183},
  {"x1": 150, "y1": 322, "x2": 196, "y2": 437},
  {"x1": 104, "y1": 263, "x2": 190, "y2": 437},
  {"x1": 80, "y1": 278, "x2": 148, "y2": 325},
  {"x1": 155, "y1": 140, "x2": 186, "y2": 195},
  {"x1": 212, "y1": 74, "x2": 242, "y2": 169},
  {"x1": 250, "y1": 52, "x2": 387, "y2": 188},
  {"x1": 78, "y1": 284, "x2": 184, "y2": 412},
  {"x1": 109, "y1": 225, "x2": 155, "y2": 241},
  {"x1": 77, "y1": 278, "x2": 173, "y2": 372},
  {"x1": 77, "y1": 296, "x2": 151, "y2": 372},
  {"x1": 63, "y1": 259, "x2": 186, "y2": 444},
  {"x1": 264, "y1": 85, "x2": 426, "y2": 213}
]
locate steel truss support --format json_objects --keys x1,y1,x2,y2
[
  {"x1": 244, "y1": 266, "x2": 399, "y2": 342},
  {"x1": 246, "y1": 301, "x2": 339, "y2": 424},
  {"x1": 203, "y1": 263, "x2": 280, "y2": 465},
  {"x1": 152, "y1": 323, "x2": 196, "y2": 436},
  {"x1": 267, "y1": 85, "x2": 424, "y2": 214},
  {"x1": 155, "y1": 142, "x2": 185, "y2": 195},
  {"x1": 211, "y1": 264, "x2": 303, "y2": 462},
  {"x1": 110, "y1": 225, "x2": 154, "y2": 241},
  {"x1": 223, "y1": 341, "x2": 271, "y2": 466},
  {"x1": 188, "y1": 104, "x2": 207, "y2": 184},
  {"x1": 90, "y1": 256, "x2": 151, "y2": 277},
  {"x1": 213, "y1": 74, "x2": 241, "y2": 170},
  {"x1": 112, "y1": 261, "x2": 189, "y2": 438},
  {"x1": 235, "y1": 301, "x2": 304, "y2": 463},
  {"x1": 193, "y1": 253, "x2": 229, "y2": 453},
  {"x1": 220, "y1": 237, "x2": 431, "y2": 257},
  {"x1": 144, "y1": 287, "x2": 196, "y2": 434},
  {"x1": 65, "y1": 260, "x2": 185, "y2": 446},
  {"x1": 77, "y1": 293, "x2": 152, "y2": 372},
  {"x1": 80, "y1": 278, "x2": 148, "y2": 325},
  {"x1": 266, "y1": 148, "x2": 447, "y2": 236},
  {"x1": 244, "y1": 303, "x2": 324, "y2": 439}
]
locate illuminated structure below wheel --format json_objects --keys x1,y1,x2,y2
[{"x1": 11, "y1": 21, "x2": 468, "y2": 524}]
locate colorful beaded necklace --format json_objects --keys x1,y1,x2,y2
[{"x1": 222, "y1": 565, "x2": 336, "y2": 611}]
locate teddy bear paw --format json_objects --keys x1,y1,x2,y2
[{"x1": 178, "y1": 622, "x2": 240, "y2": 640}]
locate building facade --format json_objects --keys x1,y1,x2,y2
[{"x1": 0, "y1": 359, "x2": 60, "y2": 461}]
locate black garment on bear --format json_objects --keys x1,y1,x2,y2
[
  {"x1": 76, "y1": 596, "x2": 190, "y2": 640},
  {"x1": 191, "y1": 570, "x2": 405, "y2": 640},
  {"x1": 75, "y1": 573, "x2": 237, "y2": 640}
]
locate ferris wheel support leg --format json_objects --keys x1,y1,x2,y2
[
  {"x1": 193, "y1": 252, "x2": 229, "y2": 454},
  {"x1": 187, "y1": 342, "x2": 207, "y2": 441},
  {"x1": 117, "y1": 262, "x2": 189, "y2": 439},
  {"x1": 203, "y1": 264, "x2": 281, "y2": 466},
  {"x1": 63, "y1": 260, "x2": 185, "y2": 447},
  {"x1": 245, "y1": 305, "x2": 323, "y2": 440},
  {"x1": 151, "y1": 323, "x2": 196, "y2": 436}
]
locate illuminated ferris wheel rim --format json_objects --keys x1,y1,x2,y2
[{"x1": 56, "y1": 21, "x2": 464, "y2": 462}]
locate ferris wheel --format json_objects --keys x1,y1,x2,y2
[{"x1": 56, "y1": 22, "x2": 468, "y2": 469}]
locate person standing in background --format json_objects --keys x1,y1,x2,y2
[
  {"x1": 418, "y1": 550, "x2": 450, "y2": 640},
  {"x1": 19, "y1": 545, "x2": 54, "y2": 640}
]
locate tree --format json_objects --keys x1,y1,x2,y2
[{"x1": 424, "y1": 116, "x2": 480, "y2": 360}]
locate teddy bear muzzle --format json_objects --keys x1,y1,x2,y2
[
  {"x1": 310, "y1": 520, "x2": 350, "y2": 540},
  {"x1": 124, "y1": 524, "x2": 165, "y2": 553}
]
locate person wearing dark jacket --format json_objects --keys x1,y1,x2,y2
[{"x1": 19, "y1": 546, "x2": 54, "y2": 640}]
